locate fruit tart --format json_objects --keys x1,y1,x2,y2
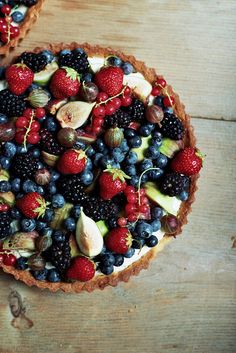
[
  {"x1": 0, "y1": 0, "x2": 45, "y2": 56},
  {"x1": 0, "y1": 43, "x2": 203, "y2": 292}
]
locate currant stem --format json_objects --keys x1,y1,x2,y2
[
  {"x1": 23, "y1": 111, "x2": 35, "y2": 149},
  {"x1": 137, "y1": 167, "x2": 161, "y2": 206},
  {"x1": 95, "y1": 85, "x2": 128, "y2": 108}
]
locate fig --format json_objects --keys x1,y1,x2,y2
[
  {"x1": 41, "y1": 151, "x2": 59, "y2": 167},
  {"x1": 3, "y1": 231, "x2": 39, "y2": 251},
  {"x1": 56, "y1": 101, "x2": 95, "y2": 129}
]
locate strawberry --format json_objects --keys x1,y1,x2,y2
[
  {"x1": 171, "y1": 147, "x2": 204, "y2": 176},
  {"x1": 50, "y1": 67, "x2": 80, "y2": 99},
  {"x1": 66, "y1": 256, "x2": 95, "y2": 282},
  {"x1": 57, "y1": 149, "x2": 87, "y2": 174},
  {"x1": 16, "y1": 192, "x2": 49, "y2": 219},
  {"x1": 105, "y1": 227, "x2": 132, "y2": 254},
  {"x1": 95, "y1": 66, "x2": 124, "y2": 97},
  {"x1": 99, "y1": 166, "x2": 131, "y2": 200},
  {"x1": 5, "y1": 63, "x2": 34, "y2": 95}
]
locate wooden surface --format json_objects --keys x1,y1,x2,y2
[{"x1": 1, "y1": 1, "x2": 236, "y2": 353}]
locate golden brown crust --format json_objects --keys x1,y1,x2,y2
[
  {"x1": 1, "y1": 43, "x2": 199, "y2": 292},
  {"x1": 0, "y1": 0, "x2": 45, "y2": 56}
]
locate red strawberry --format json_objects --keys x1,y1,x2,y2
[
  {"x1": 99, "y1": 166, "x2": 131, "y2": 200},
  {"x1": 95, "y1": 66, "x2": 124, "y2": 97},
  {"x1": 50, "y1": 67, "x2": 80, "y2": 99},
  {"x1": 5, "y1": 63, "x2": 34, "y2": 95},
  {"x1": 66, "y1": 256, "x2": 95, "y2": 282},
  {"x1": 105, "y1": 227, "x2": 132, "y2": 254},
  {"x1": 57, "y1": 149, "x2": 87, "y2": 174},
  {"x1": 16, "y1": 192, "x2": 49, "y2": 219},
  {"x1": 171, "y1": 147, "x2": 204, "y2": 176}
]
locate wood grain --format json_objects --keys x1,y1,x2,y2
[
  {"x1": 0, "y1": 118, "x2": 236, "y2": 353},
  {"x1": 1, "y1": 0, "x2": 236, "y2": 121}
]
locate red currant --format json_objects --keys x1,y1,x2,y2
[
  {"x1": 3, "y1": 253, "x2": 17, "y2": 266},
  {"x1": 93, "y1": 105, "x2": 106, "y2": 118},
  {"x1": 30, "y1": 120, "x2": 40, "y2": 132},
  {"x1": 92, "y1": 126, "x2": 102, "y2": 134},
  {"x1": 105, "y1": 102, "x2": 115, "y2": 116},
  {"x1": 0, "y1": 33, "x2": 8, "y2": 43},
  {"x1": 92, "y1": 117, "x2": 104, "y2": 127},
  {"x1": 140, "y1": 196, "x2": 149, "y2": 204},
  {"x1": 124, "y1": 86, "x2": 132, "y2": 96},
  {"x1": 27, "y1": 132, "x2": 40, "y2": 144},
  {"x1": 117, "y1": 217, "x2": 127, "y2": 227},
  {"x1": 0, "y1": 253, "x2": 4, "y2": 264},
  {"x1": 1, "y1": 5, "x2": 11, "y2": 15},
  {"x1": 111, "y1": 97, "x2": 121, "y2": 109},
  {"x1": 0, "y1": 204, "x2": 9, "y2": 212},
  {"x1": 163, "y1": 95, "x2": 175, "y2": 107},
  {"x1": 139, "y1": 189, "x2": 146, "y2": 196},
  {"x1": 85, "y1": 126, "x2": 93, "y2": 133},
  {"x1": 127, "y1": 214, "x2": 138, "y2": 222},
  {"x1": 15, "y1": 116, "x2": 29, "y2": 129},
  {"x1": 23, "y1": 108, "x2": 34, "y2": 119},
  {"x1": 156, "y1": 78, "x2": 166, "y2": 88},
  {"x1": 124, "y1": 186, "x2": 136, "y2": 195},
  {"x1": 127, "y1": 194, "x2": 137, "y2": 204},
  {"x1": 97, "y1": 92, "x2": 108, "y2": 102},
  {"x1": 10, "y1": 25, "x2": 19, "y2": 39},
  {"x1": 125, "y1": 203, "x2": 137, "y2": 215},
  {"x1": 151, "y1": 87, "x2": 161, "y2": 96},
  {"x1": 35, "y1": 108, "x2": 46, "y2": 119},
  {"x1": 121, "y1": 95, "x2": 132, "y2": 107},
  {"x1": 139, "y1": 205, "x2": 149, "y2": 213},
  {"x1": 15, "y1": 131, "x2": 25, "y2": 144},
  {"x1": 0, "y1": 22, "x2": 7, "y2": 34}
]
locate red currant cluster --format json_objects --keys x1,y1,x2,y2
[
  {"x1": 0, "y1": 5, "x2": 20, "y2": 44},
  {"x1": 0, "y1": 243, "x2": 17, "y2": 266},
  {"x1": 124, "y1": 186, "x2": 150, "y2": 222},
  {"x1": 151, "y1": 78, "x2": 175, "y2": 108},
  {"x1": 0, "y1": 203, "x2": 10, "y2": 212},
  {"x1": 15, "y1": 108, "x2": 45, "y2": 145},
  {"x1": 86, "y1": 86, "x2": 133, "y2": 135}
]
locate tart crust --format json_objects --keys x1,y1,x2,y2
[
  {"x1": 1, "y1": 43, "x2": 199, "y2": 292},
  {"x1": 0, "y1": 0, "x2": 45, "y2": 56}
]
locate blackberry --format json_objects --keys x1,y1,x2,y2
[
  {"x1": 15, "y1": 0, "x2": 38, "y2": 6},
  {"x1": 160, "y1": 172, "x2": 188, "y2": 197},
  {"x1": 11, "y1": 153, "x2": 39, "y2": 179},
  {"x1": 159, "y1": 113, "x2": 185, "y2": 140},
  {"x1": 125, "y1": 98, "x2": 145, "y2": 122},
  {"x1": 83, "y1": 197, "x2": 118, "y2": 222},
  {"x1": 57, "y1": 175, "x2": 87, "y2": 204},
  {"x1": 59, "y1": 50, "x2": 90, "y2": 74},
  {"x1": 50, "y1": 239, "x2": 71, "y2": 274},
  {"x1": 19, "y1": 52, "x2": 47, "y2": 72},
  {"x1": 0, "y1": 89, "x2": 26, "y2": 117},
  {"x1": 40, "y1": 128, "x2": 65, "y2": 155},
  {"x1": 0, "y1": 212, "x2": 11, "y2": 239},
  {"x1": 104, "y1": 109, "x2": 132, "y2": 128}
]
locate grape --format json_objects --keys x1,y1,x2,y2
[
  {"x1": 161, "y1": 215, "x2": 179, "y2": 234},
  {"x1": 145, "y1": 105, "x2": 164, "y2": 125},
  {"x1": 57, "y1": 127, "x2": 77, "y2": 148},
  {"x1": 0, "y1": 122, "x2": 16, "y2": 142},
  {"x1": 81, "y1": 82, "x2": 99, "y2": 102}
]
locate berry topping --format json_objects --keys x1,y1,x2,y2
[
  {"x1": 66, "y1": 256, "x2": 95, "y2": 282},
  {"x1": 95, "y1": 66, "x2": 124, "y2": 97},
  {"x1": 171, "y1": 147, "x2": 204, "y2": 176},
  {"x1": 105, "y1": 227, "x2": 132, "y2": 254}
]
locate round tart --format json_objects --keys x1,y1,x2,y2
[
  {"x1": 0, "y1": 0, "x2": 45, "y2": 56},
  {"x1": 0, "y1": 43, "x2": 202, "y2": 292}
]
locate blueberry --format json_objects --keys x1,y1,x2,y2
[
  {"x1": 178, "y1": 190, "x2": 189, "y2": 201},
  {"x1": 48, "y1": 182, "x2": 57, "y2": 195},
  {"x1": 47, "y1": 269, "x2": 61, "y2": 282},
  {"x1": 86, "y1": 145, "x2": 96, "y2": 157},
  {"x1": 145, "y1": 123, "x2": 155, "y2": 131},
  {"x1": 152, "y1": 131, "x2": 162, "y2": 139},
  {"x1": 124, "y1": 247, "x2": 135, "y2": 258},
  {"x1": 72, "y1": 47, "x2": 85, "y2": 54},
  {"x1": 100, "y1": 264, "x2": 114, "y2": 275},
  {"x1": 151, "y1": 207, "x2": 163, "y2": 219},
  {"x1": 37, "y1": 162, "x2": 45, "y2": 169},
  {"x1": 11, "y1": 11, "x2": 24, "y2": 23},
  {"x1": 16, "y1": 146, "x2": 28, "y2": 154},
  {"x1": 119, "y1": 139, "x2": 129, "y2": 152},
  {"x1": 100, "y1": 156, "x2": 114, "y2": 168},
  {"x1": 41, "y1": 227, "x2": 53, "y2": 237},
  {"x1": 130, "y1": 175, "x2": 139, "y2": 187},
  {"x1": 0, "y1": 113, "x2": 7, "y2": 124},
  {"x1": 146, "y1": 146, "x2": 160, "y2": 159},
  {"x1": 16, "y1": 257, "x2": 28, "y2": 270},
  {"x1": 22, "y1": 180, "x2": 38, "y2": 193},
  {"x1": 0, "y1": 180, "x2": 11, "y2": 192},
  {"x1": 64, "y1": 217, "x2": 76, "y2": 231},
  {"x1": 141, "y1": 173, "x2": 149, "y2": 183},
  {"x1": 81, "y1": 170, "x2": 93, "y2": 185},
  {"x1": 21, "y1": 219, "x2": 36, "y2": 232},
  {"x1": 124, "y1": 165, "x2": 136, "y2": 177},
  {"x1": 95, "y1": 138, "x2": 105, "y2": 152},
  {"x1": 112, "y1": 148, "x2": 125, "y2": 163},
  {"x1": 113, "y1": 254, "x2": 124, "y2": 266},
  {"x1": 42, "y1": 208, "x2": 54, "y2": 222},
  {"x1": 151, "y1": 136, "x2": 162, "y2": 147},
  {"x1": 32, "y1": 269, "x2": 48, "y2": 281},
  {"x1": 50, "y1": 170, "x2": 60, "y2": 182},
  {"x1": 36, "y1": 221, "x2": 47, "y2": 231},
  {"x1": 0, "y1": 156, "x2": 11, "y2": 169},
  {"x1": 52, "y1": 194, "x2": 65, "y2": 208},
  {"x1": 100, "y1": 253, "x2": 115, "y2": 266},
  {"x1": 125, "y1": 151, "x2": 138, "y2": 165},
  {"x1": 94, "y1": 153, "x2": 103, "y2": 166},
  {"x1": 128, "y1": 136, "x2": 142, "y2": 148},
  {"x1": 139, "y1": 125, "x2": 152, "y2": 137},
  {"x1": 156, "y1": 154, "x2": 168, "y2": 168},
  {"x1": 154, "y1": 96, "x2": 164, "y2": 108},
  {"x1": 106, "y1": 55, "x2": 122, "y2": 67},
  {"x1": 85, "y1": 158, "x2": 93, "y2": 170},
  {"x1": 124, "y1": 128, "x2": 137, "y2": 139},
  {"x1": 121, "y1": 61, "x2": 134, "y2": 75},
  {"x1": 37, "y1": 186, "x2": 45, "y2": 195},
  {"x1": 41, "y1": 50, "x2": 54, "y2": 63},
  {"x1": 31, "y1": 148, "x2": 40, "y2": 158},
  {"x1": 132, "y1": 237, "x2": 145, "y2": 249},
  {"x1": 107, "y1": 217, "x2": 117, "y2": 229},
  {"x1": 9, "y1": 207, "x2": 21, "y2": 220},
  {"x1": 4, "y1": 142, "x2": 16, "y2": 158},
  {"x1": 148, "y1": 168, "x2": 163, "y2": 180},
  {"x1": 151, "y1": 220, "x2": 161, "y2": 232},
  {"x1": 52, "y1": 230, "x2": 66, "y2": 243},
  {"x1": 136, "y1": 221, "x2": 153, "y2": 238},
  {"x1": 82, "y1": 72, "x2": 93, "y2": 82},
  {"x1": 163, "y1": 107, "x2": 174, "y2": 114},
  {"x1": 71, "y1": 205, "x2": 81, "y2": 219},
  {"x1": 0, "y1": 67, "x2": 5, "y2": 80},
  {"x1": 139, "y1": 158, "x2": 153, "y2": 172},
  {"x1": 146, "y1": 235, "x2": 158, "y2": 247},
  {"x1": 74, "y1": 140, "x2": 86, "y2": 150},
  {"x1": 60, "y1": 49, "x2": 71, "y2": 56},
  {"x1": 44, "y1": 116, "x2": 57, "y2": 132}
]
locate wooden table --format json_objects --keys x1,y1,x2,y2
[{"x1": 1, "y1": 1, "x2": 236, "y2": 352}]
